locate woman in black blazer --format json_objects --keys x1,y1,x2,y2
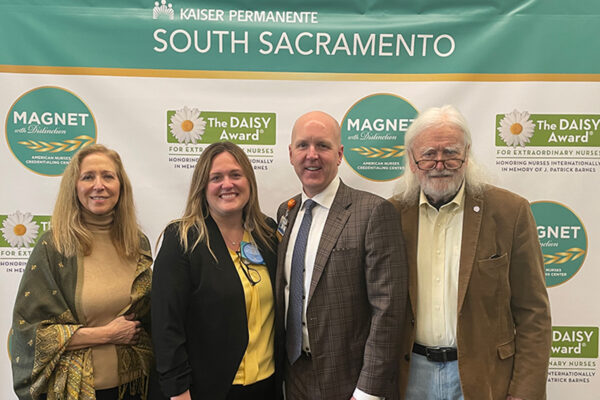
[{"x1": 151, "y1": 142, "x2": 281, "y2": 400}]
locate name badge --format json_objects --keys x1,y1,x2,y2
[
  {"x1": 277, "y1": 214, "x2": 288, "y2": 240},
  {"x1": 240, "y1": 241, "x2": 265, "y2": 265},
  {"x1": 276, "y1": 198, "x2": 296, "y2": 241}
]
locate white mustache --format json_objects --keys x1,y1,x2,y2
[{"x1": 427, "y1": 172, "x2": 454, "y2": 178}]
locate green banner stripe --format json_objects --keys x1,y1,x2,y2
[{"x1": 2, "y1": 3, "x2": 600, "y2": 74}]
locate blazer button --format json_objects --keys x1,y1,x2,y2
[
  {"x1": 410, "y1": 319, "x2": 415, "y2": 326},
  {"x1": 404, "y1": 353, "x2": 410, "y2": 361}
]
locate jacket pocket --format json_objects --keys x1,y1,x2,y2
[
  {"x1": 476, "y1": 253, "x2": 510, "y2": 293},
  {"x1": 477, "y1": 252, "x2": 508, "y2": 272},
  {"x1": 497, "y1": 338, "x2": 515, "y2": 360}
]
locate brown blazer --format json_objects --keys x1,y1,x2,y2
[
  {"x1": 276, "y1": 181, "x2": 408, "y2": 399},
  {"x1": 390, "y1": 184, "x2": 551, "y2": 400}
]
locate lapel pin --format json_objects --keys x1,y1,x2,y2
[{"x1": 473, "y1": 206, "x2": 480, "y2": 213}]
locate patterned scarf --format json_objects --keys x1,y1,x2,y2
[{"x1": 11, "y1": 231, "x2": 153, "y2": 400}]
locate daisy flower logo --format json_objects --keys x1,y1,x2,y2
[
  {"x1": 498, "y1": 110, "x2": 536, "y2": 147},
  {"x1": 169, "y1": 106, "x2": 207, "y2": 144},
  {"x1": 1, "y1": 211, "x2": 40, "y2": 248}
]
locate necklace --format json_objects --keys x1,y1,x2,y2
[{"x1": 221, "y1": 230, "x2": 244, "y2": 250}]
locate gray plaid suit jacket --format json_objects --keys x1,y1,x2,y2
[{"x1": 276, "y1": 181, "x2": 408, "y2": 399}]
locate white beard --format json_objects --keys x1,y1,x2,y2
[{"x1": 419, "y1": 170, "x2": 465, "y2": 204}]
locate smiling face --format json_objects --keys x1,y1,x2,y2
[
  {"x1": 206, "y1": 151, "x2": 250, "y2": 221},
  {"x1": 289, "y1": 112, "x2": 343, "y2": 198},
  {"x1": 409, "y1": 124, "x2": 468, "y2": 204},
  {"x1": 76, "y1": 152, "x2": 121, "y2": 215}
]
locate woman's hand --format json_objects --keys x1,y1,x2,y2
[
  {"x1": 171, "y1": 390, "x2": 191, "y2": 400},
  {"x1": 104, "y1": 314, "x2": 141, "y2": 345},
  {"x1": 66, "y1": 313, "x2": 142, "y2": 350}
]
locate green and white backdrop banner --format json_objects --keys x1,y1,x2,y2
[{"x1": 1, "y1": 1, "x2": 599, "y2": 397}]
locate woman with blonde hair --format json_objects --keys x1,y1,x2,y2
[
  {"x1": 152, "y1": 141, "x2": 281, "y2": 399},
  {"x1": 11, "y1": 144, "x2": 153, "y2": 400}
]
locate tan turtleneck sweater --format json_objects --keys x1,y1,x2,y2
[{"x1": 81, "y1": 210, "x2": 136, "y2": 389}]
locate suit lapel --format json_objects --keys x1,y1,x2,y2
[
  {"x1": 457, "y1": 190, "x2": 483, "y2": 312},
  {"x1": 400, "y1": 201, "x2": 420, "y2": 319},
  {"x1": 276, "y1": 194, "x2": 302, "y2": 304},
  {"x1": 307, "y1": 182, "x2": 351, "y2": 304},
  {"x1": 278, "y1": 195, "x2": 302, "y2": 265}
]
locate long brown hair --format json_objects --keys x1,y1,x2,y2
[
  {"x1": 176, "y1": 141, "x2": 274, "y2": 255},
  {"x1": 51, "y1": 144, "x2": 140, "y2": 258}
]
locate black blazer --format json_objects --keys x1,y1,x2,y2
[{"x1": 151, "y1": 215, "x2": 280, "y2": 399}]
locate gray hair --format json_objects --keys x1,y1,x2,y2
[{"x1": 393, "y1": 105, "x2": 488, "y2": 204}]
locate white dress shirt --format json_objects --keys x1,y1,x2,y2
[{"x1": 284, "y1": 177, "x2": 339, "y2": 353}]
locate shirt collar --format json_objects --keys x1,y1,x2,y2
[
  {"x1": 301, "y1": 176, "x2": 340, "y2": 210},
  {"x1": 419, "y1": 181, "x2": 466, "y2": 212}
]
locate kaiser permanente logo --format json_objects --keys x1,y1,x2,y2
[
  {"x1": 5, "y1": 87, "x2": 97, "y2": 176},
  {"x1": 341, "y1": 94, "x2": 417, "y2": 182},
  {"x1": 530, "y1": 201, "x2": 587, "y2": 287},
  {"x1": 151, "y1": 2, "x2": 320, "y2": 24},
  {"x1": 153, "y1": 0, "x2": 174, "y2": 20},
  {"x1": 552, "y1": 327, "x2": 598, "y2": 358},
  {"x1": 495, "y1": 110, "x2": 600, "y2": 174}
]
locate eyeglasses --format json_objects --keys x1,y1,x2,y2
[
  {"x1": 411, "y1": 150, "x2": 466, "y2": 171},
  {"x1": 236, "y1": 251, "x2": 262, "y2": 286}
]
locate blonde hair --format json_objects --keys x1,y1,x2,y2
[
  {"x1": 176, "y1": 141, "x2": 274, "y2": 255},
  {"x1": 51, "y1": 144, "x2": 140, "y2": 258}
]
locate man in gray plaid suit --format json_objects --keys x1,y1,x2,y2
[{"x1": 275, "y1": 110, "x2": 408, "y2": 400}]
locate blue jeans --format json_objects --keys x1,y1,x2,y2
[{"x1": 405, "y1": 352, "x2": 464, "y2": 400}]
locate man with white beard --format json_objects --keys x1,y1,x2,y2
[{"x1": 390, "y1": 105, "x2": 551, "y2": 400}]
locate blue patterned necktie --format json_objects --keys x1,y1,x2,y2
[{"x1": 286, "y1": 199, "x2": 316, "y2": 364}]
